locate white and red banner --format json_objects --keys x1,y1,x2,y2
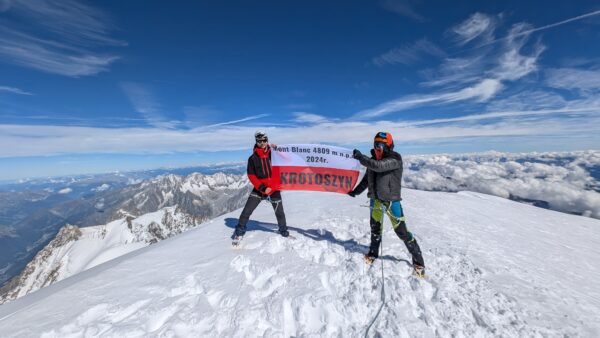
[{"x1": 272, "y1": 144, "x2": 361, "y2": 194}]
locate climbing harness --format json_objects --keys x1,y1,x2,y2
[{"x1": 266, "y1": 195, "x2": 281, "y2": 212}]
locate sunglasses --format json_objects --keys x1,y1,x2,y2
[{"x1": 256, "y1": 139, "x2": 268, "y2": 144}]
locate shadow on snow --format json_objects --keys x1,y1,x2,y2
[{"x1": 224, "y1": 217, "x2": 411, "y2": 265}]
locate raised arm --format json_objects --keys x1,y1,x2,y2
[{"x1": 354, "y1": 152, "x2": 402, "y2": 173}]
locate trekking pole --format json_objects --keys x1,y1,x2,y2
[{"x1": 364, "y1": 202, "x2": 387, "y2": 338}]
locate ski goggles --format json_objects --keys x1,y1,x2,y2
[
  {"x1": 256, "y1": 138, "x2": 268, "y2": 144},
  {"x1": 374, "y1": 142, "x2": 386, "y2": 149}
]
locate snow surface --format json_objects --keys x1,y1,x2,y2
[
  {"x1": 0, "y1": 189, "x2": 599, "y2": 337},
  {"x1": 1, "y1": 207, "x2": 197, "y2": 304}
]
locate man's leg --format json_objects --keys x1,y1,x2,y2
[
  {"x1": 368, "y1": 199, "x2": 384, "y2": 257},
  {"x1": 234, "y1": 192, "x2": 262, "y2": 237},
  {"x1": 388, "y1": 201, "x2": 425, "y2": 267},
  {"x1": 269, "y1": 191, "x2": 288, "y2": 237}
]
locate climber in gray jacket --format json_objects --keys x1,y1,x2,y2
[{"x1": 349, "y1": 131, "x2": 425, "y2": 277}]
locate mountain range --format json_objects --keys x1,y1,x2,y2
[{"x1": 0, "y1": 170, "x2": 249, "y2": 292}]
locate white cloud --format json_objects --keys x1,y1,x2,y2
[
  {"x1": 120, "y1": 82, "x2": 178, "y2": 129},
  {"x1": 293, "y1": 112, "x2": 329, "y2": 124},
  {"x1": 58, "y1": 187, "x2": 72, "y2": 194},
  {"x1": 203, "y1": 114, "x2": 270, "y2": 128},
  {"x1": 0, "y1": 0, "x2": 11, "y2": 12},
  {"x1": 380, "y1": 0, "x2": 423, "y2": 21},
  {"x1": 481, "y1": 9, "x2": 600, "y2": 48},
  {"x1": 445, "y1": 78, "x2": 503, "y2": 102},
  {"x1": 485, "y1": 90, "x2": 568, "y2": 112},
  {"x1": 358, "y1": 13, "x2": 546, "y2": 119},
  {"x1": 546, "y1": 68, "x2": 600, "y2": 93},
  {"x1": 492, "y1": 23, "x2": 545, "y2": 81},
  {"x1": 451, "y1": 12, "x2": 497, "y2": 46},
  {"x1": 2, "y1": 108, "x2": 599, "y2": 158},
  {"x1": 184, "y1": 106, "x2": 270, "y2": 129},
  {"x1": 405, "y1": 107, "x2": 599, "y2": 127},
  {"x1": 0, "y1": 31, "x2": 120, "y2": 76},
  {"x1": 559, "y1": 57, "x2": 599, "y2": 68},
  {"x1": 7, "y1": 0, "x2": 123, "y2": 46},
  {"x1": 420, "y1": 54, "x2": 486, "y2": 87},
  {"x1": 373, "y1": 39, "x2": 446, "y2": 66},
  {"x1": 433, "y1": 20, "x2": 544, "y2": 86},
  {"x1": 182, "y1": 106, "x2": 222, "y2": 127},
  {"x1": 403, "y1": 151, "x2": 600, "y2": 219},
  {"x1": 0, "y1": 0, "x2": 124, "y2": 76},
  {"x1": 0, "y1": 86, "x2": 32, "y2": 95},
  {"x1": 356, "y1": 78, "x2": 504, "y2": 119}
]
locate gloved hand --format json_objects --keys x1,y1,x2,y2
[
  {"x1": 352, "y1": 149, "x2": 362, "y2": 159},
  {"x1": 348, "y1": 191, "x2": 356, "y2": 197}
]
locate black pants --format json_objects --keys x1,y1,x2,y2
[
  {"x1": 368, "y1": 199, "x2": 425, "y2": 267},
  {"x1": 234, "y1": 190, "x2": 287, "y2": 237}
]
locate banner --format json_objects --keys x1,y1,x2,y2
[{"x1": 272, "y1": 144, "x2": 361, "y2": 193}]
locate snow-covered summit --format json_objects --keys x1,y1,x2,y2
[
  {"x1": 0, "y1": 207, "x2": 196, "y2": 305},
  {"x1": 142, "y1": 172, "x2": 246, "y2": 193},
  {"x1": 124, "y1": 172, "x2": 249, "y2": 217},
  {"x1": 0, "y1": 189, "x2": 599, "y2": 337}
]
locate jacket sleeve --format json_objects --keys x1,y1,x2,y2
[
  {"x1": 357, "y1": 154, "x2": 402, "y2": 173},
  {"x1": 350, "y1": 172, "x2": 368, "y2": 195},
  {"x1": 247, "y1": 157, "x2": 267, "y2": 192}
]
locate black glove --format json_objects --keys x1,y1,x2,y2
[
  {"x1": 348, "y1": 191, "x2": 356, "y2": 197},
  {"x1": 352, "y1": 149, "x2": 362, "y2": 159}
]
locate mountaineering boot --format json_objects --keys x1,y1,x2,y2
[
  {"x1": 402, "y1": 236, "x2": 425, "y2": 277},
  {"x1": 413, "y1": 264, "x2": 425, "y2": 278},
  {"x1": 363, "y1": 254, "x2": 376, "y2": 265},
  {"x1": 404, "y1": 237, "x2": 425, "y2": 268},
  {"x1": 231, "y1": 235, "x2": 243, "y2": 247},
  {"x1": 364, "y1": 247, "x2": 379, "y2": 265},
  {"x1": 231, "y1": 228, "x2": 244, "y2": 247}
]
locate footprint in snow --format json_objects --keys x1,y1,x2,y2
[
  {"x1": 169, "y1": 274, "x2": 205, "y2": 298},
  {"x1": 230, "y1": 254, "x2": 254, "y2": 282},
  {"x1": 146, "y1": 303, "x2": 179, "y2": 332},
  {"x1": 238, "y1": 267, "x2": 287, "y2": 301}
]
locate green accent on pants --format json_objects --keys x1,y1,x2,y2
[{"x1": 371, "y1": 199, "x2": 407, "y2": 230}]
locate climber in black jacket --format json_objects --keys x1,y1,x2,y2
[{"x1": 232, "y1": 130, "x2": 289, "y2": 244}]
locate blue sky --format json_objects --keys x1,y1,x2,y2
[{"x1": 1, "y1": 0, "x2": 600, "y2": 180}]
